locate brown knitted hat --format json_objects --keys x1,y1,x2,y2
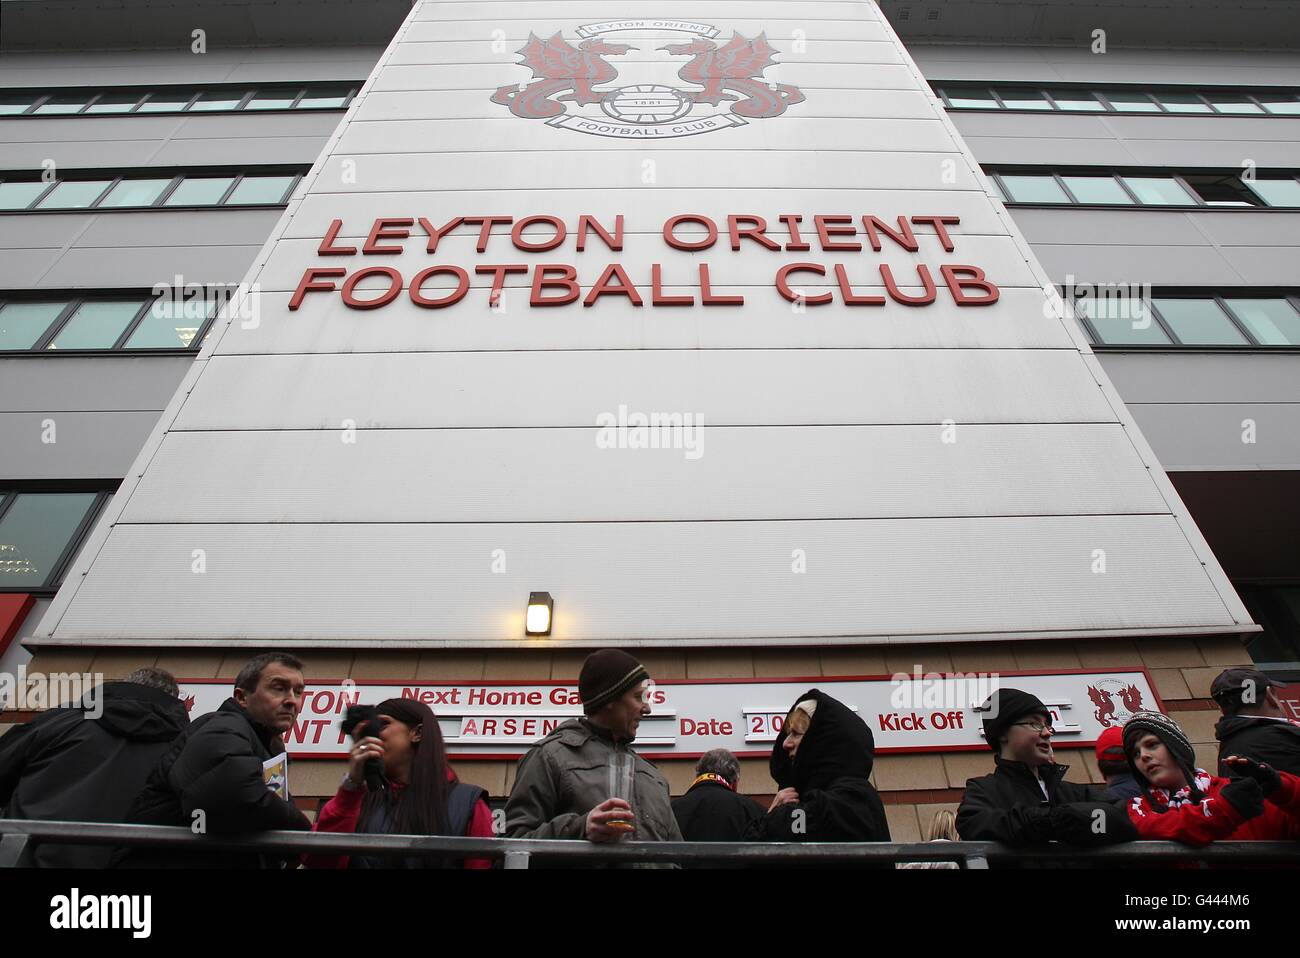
[{"x1": 579, "y1": 649, "x2": 649, "y2": 715}]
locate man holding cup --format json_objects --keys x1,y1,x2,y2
[{"x1": 505, "y1": 650, "x2": 682, "y2": 862}]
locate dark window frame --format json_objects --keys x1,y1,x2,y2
[
  {"x1": 0, "y1": 289, "x2": 219, "y2": 356},
  {"x1": 1068, "y1": 287, "x2": 1300, "y2": 352},
  {"x1": 989, "y1": 166, "x2": 1300, "y2": 210},
  {"x1": 936, "y1": 81, "x2": 1300, "y2": 116},
  {"x1": 1, "y1": 82, "x2": 359, "y2": 118},
  {"x1": 0, "y1": 166, "x2": 306, "y2": 213},
  {"x1": 0, "y1": 484, "x2": 116, "y2": 595}
]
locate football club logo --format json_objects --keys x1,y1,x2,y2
[
  {"x1": 1087, "y1": 679, "x2": 1146, "y2": 728},
  {"x1": 490, "y1": 20, "x2": 805, "y2": 139}
]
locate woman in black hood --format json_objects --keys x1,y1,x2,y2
[{"x1": 746, "y1": 688, "x2": 891, "y2": 842}]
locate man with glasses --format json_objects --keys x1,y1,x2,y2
[{"x1": 957, "y1": 688, "x2": 1132, "y2": 845}]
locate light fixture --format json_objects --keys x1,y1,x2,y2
[{"x1": 525, "y1": 591, "x2": 553, "y2": 636}]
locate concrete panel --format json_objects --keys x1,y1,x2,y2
[
  {"x1": 171, "y1": 349, "x2": 1119, "y2": 430},
  {"x1": 1098, "y1": 353, "x2": 1300, "y2": 404},
  {"x1": 45, "y1": 514, "x2": 1240, "y2": 644},
  {"x1": 317, "y1": 148, "x2": 980, "y2": 193},
  {"x1": 405, "y1": 18, "x2": 891, "y2": 43},
  {"x1": 0, "y1": 355, "x2": 193, "y2": 412},
  {"x1": 37, "y1": 245, "x2": 263, "y2": 289},
  {"x1": 1126, "y1": 403, "x2": 1300, "y2": 471},
  {"x1": 0, "y1": 411, "x2": 162, "y2": 479},
  {"x1": 121, "y1": 423, "x2": 1167, "y2": 523},
  {"x1": 216, "y1": 287, "x2": 1075, "y2": 355},
  {"x1": 388, "y1": 37, "x2": 903, "y2": 66},
  {"x1": 1028, "y1": 243, "x2": 1247, "y2": 286},
  {"x1": 148, "y1": 136, "x2": 327, "y2": 167},
  {"x1": 74, "y1": 209, "x2": 284, "y2": 249}
]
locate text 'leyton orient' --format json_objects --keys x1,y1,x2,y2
[{"x1": 288, "y1": 212, "x2": 1001, "y2": 311}]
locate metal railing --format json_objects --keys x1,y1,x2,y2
[{"x1": 1, "y1": 819, "x2": 1297, "y2": 868}]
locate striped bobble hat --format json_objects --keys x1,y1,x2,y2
[{"x1": 1122, "y1": 710, "x2": 1197, "y2": 787}]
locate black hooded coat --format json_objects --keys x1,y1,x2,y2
[
  {"x1": 0, "y1": 681, "x2": 189, "y2": 867},
  {"x1": 745, "y1": 689, "x2": 890, "y2": 843}
]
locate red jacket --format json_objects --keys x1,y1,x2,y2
[
  {"x1": 1125, "y1": 768, "x2": 1300, "y2": 845},
  {"x1": 304, "y1": 767, "x2": 494, "y2": 869}
]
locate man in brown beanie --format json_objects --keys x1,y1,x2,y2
[{"x1": 504, "y1": 649, "x2": 682, "y2": 863}]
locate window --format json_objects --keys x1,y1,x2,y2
[
  {"x1": 0, "y1": 168, "x2": 305, "y2": 212},
  {"x1": 224, "y1": 175, "x2": 295, "y2": 205},
  {"x1": 33, "y1": 95, "x2": 91, "y2": 115},
  {"x1": 990, "y1": 168, "x2": 1300, "y2": 208},
  {"x1": 1118, "y1": 176, "x2": 1197, "y2": 205},
  {"x1": 34, "y1": 179, "x2": 113, "y2": 209},
  {"x1": 124, "y1": 299, "x2": 215, "y2": 348},
  {"x1": 1154, "y1": 92, "x2": 1213, "y2": 114},
  {"x1": 0, "y1": 181, "x2": 51, "y2": 210},
  {"x1": 83, "y1": 92, "x2": 144, "y2": 114},
  {"x1": 942, "y1": 87, "x2": 999, "y2": 109},
  {"x1": 245, "y1": 89, "x2": 301, "y2": 110},
  {"x1": 0, "y1": 293, "x2": 218, "y2": 353},
  {"x1": 0, "y1": 301, "x2": 67, "y2": 350},
  {"x1": 998, "y1": 174, "x2": 1071, "y2": 203},
  {"x1": 1046, "y1": 89, "x2": 1104, "y2": 111},
  {"x1": 189, "y1": 90, "x2": 247, "y2": 112},
  {"x1": 995, "y1": 88, "x2": 1051, "y2": 110},
  {"x1": 1223, "y1": 298, "x2": 1300, "y2": 346},
  {"x1": 1073, "y1": 295, "x2": 1170, "y2": 346},
  {"x1": 1181, "y1": 173, "x2": 1264, "y2": 207},
  {"x1": 0, "y1": 94, "x2": 37, "y2": 115},
  {"x1": 1076, "y1": 291, "x2": 1300, "y2": 348},
  {"x1": 1150, "y1": 299, "x2": 1248, "y2": 345},
  {"x1": 1060, "y1": 175, "x2": 1134, "y2": 204},
  {"x1": 46, "y1": 301, "x2": 147, "y2": 350},
  {"x1": 1246, "y1": 178, "x2": 1300, "y2": 207},
  {"x1": 937, "y1": 83, "x2": 1300, "y2": 115},
  {"x1": 162, "y1": 176, "x2": 235, "y2": 206},
  {"x1": 97, "y1": 178, "x2": 175, "y2": 208},
  {"x1": 297, "y1": 87, "x2": 353, "y2": 109},
  {"x1": 1253, "y1": 92, "x2": 1300, "y2": 115},
  {"x1": 0, "y1": 491, "x2": 105, "y2": 592},
  {"x1": 1204, "y1": 93, "x2": 1264, "y2": 114},
  {"x1": 0, "y1": 83, "x2": 358, "y2": 117},
  {"x1": 1101, "y1": 91, "x2": 1162, "y2": 112},
  {"x1": 137, "y1": 90, "x2": 198, "y2": 113}
]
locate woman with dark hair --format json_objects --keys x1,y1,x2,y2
[
  {"x1": 304, "y1": 698, "x2": 495, "y2": 868},
  {"x1": 746, "y1": 688, "x2": 891, "y2": 843}
]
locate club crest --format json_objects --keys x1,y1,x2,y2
[{"x1": 490, "y1": 20, "x2": 805, "y2": 139}]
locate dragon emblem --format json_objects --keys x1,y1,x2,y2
[
  {"x1": 489, "y1": 22, "x2": 805, "y2": 138},
  {"x1": 661, "y1": 33, "x2": 805, "y2": 118},
  {"x1": 491, "y1": 32, "x2": 633, "y2": 119}
]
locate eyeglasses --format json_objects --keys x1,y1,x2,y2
[{"x1": 1012, "y1": 720, "x2": 1055, "y2": 734}]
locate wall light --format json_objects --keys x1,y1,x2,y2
[{"x1": 525, "y1": 591, "x2": 553, "y2": 636}]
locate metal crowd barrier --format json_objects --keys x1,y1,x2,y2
[{"x1": 1, "y1": 819, "x2": 1297, "y2": 868}]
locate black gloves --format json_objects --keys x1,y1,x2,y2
[
  {"x1": 1224, "y1": 757, "x2": 1282, "y2": 796},
  {"x1": 1219, "y1": 777, "x2": 1266, "y2": 820},
  {"x1": 1048, "y1": 802, "x2": 1138, "y2": 845}
]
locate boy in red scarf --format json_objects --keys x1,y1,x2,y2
[{"x1": 1122, "y1": 711, "x2": 1300, "y2": 845}]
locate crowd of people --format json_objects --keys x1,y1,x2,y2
[{"x1": 0, "y1": 648, "x2": 1295, "y2": 868}]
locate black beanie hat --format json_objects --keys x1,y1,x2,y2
[
  {"x1": 579, "y1": 650, "x2": 649, "y2": 715},
  {"x1": 976, "y1": 688, "x2": 1050, "y2": 752},
  {"x1": 1122, "y1": 711, "x2": 1197, "y2": 788}
]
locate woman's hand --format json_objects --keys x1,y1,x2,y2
[
  {"x1": 768, "y1": 787, "x2": 800, "y2": 813},
  {"x1": 346, "y1": 736, "x2": 385, "y2": 785}
]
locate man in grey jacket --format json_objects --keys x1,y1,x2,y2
[{"x1": 505, "y1": 649, "x2": 683, "y2": 858}]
